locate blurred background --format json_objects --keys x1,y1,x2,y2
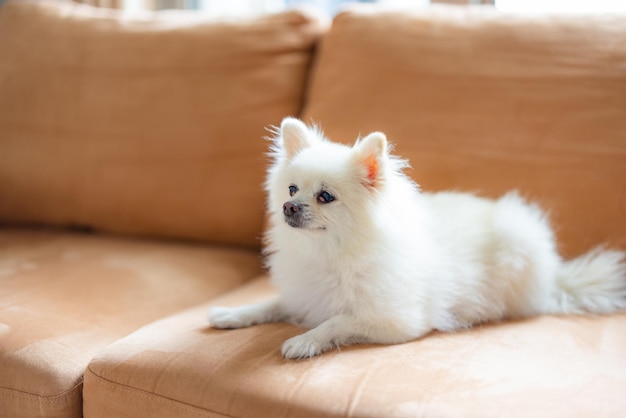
[{"x1": 69, "y1": 0, "x2": 626, "y2": 15}]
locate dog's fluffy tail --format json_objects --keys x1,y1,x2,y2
[{"x1": 552, "y1": 248, "x2": 626, "y2": 314}]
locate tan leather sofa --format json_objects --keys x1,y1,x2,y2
[{"x1": 1, "y1": 1, "x2": 625, "y2": 417}]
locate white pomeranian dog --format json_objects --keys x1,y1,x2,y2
[{"x1": 209, "y1": 117, "x2": 626, "y2": 359}]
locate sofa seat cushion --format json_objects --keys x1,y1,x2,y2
[
  {"x1": 302, "y1": 5, "x2": 626, "y2": 257},
  {"x1": 0, "y1": 0, "x2": 322, "y2": 247},
  {"x1": 84, "y1": 276, "x2": 626, "y2": 418},
  {"x1": 0, "y1": 228, "x2": 261, "y2": 418}
]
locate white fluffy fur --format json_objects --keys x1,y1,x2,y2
[{"x1": 209, "y1": 117, "x2": 626, "y2": 359}]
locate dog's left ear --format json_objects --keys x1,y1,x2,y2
[
  {"x1": 353, "y1": 132, "x2": 388, "y2": 188},
  {"x1": 280, "y1": 117, "x2": 312, "y2": 159}
]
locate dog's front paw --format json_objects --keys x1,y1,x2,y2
[
  {"x1": 208, "y1": 306, "x2": 248, "y2": 329},
  {"x1": 281, "y1": 333, "x2": 334, "y2": 359}
]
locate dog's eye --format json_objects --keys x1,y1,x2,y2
[
  {"x1": 289, "y1": 185, "x2": 298, "y2": 197},
  {"x1": 317, "y1": 191, "x2": 335, "y2": 204}
]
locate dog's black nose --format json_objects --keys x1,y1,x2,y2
[{"x1": 283, "y1": 201, "x2": 300, "y2": 216}]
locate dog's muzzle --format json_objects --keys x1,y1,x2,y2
[{"x1": 283, "y1": 201, "x2": 304, "y2": 228}]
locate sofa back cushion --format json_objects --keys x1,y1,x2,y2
[
  {"x1": 0, "y1": 1, "x2": 321, "y2": 247},
  {"x1": 302, "y1": 5, "x2": 626, "y2": 256}
]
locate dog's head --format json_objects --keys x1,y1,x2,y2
[{"x1": 266, "y1": 117, "x2": 394, "y2": 236}]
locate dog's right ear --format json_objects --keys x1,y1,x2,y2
[
  {"x1": 280, "y1": 117, "x2": 311, "y2": 159},
  {"x1": 351, "y1": 131, "x2": 388, "y2": 189}
]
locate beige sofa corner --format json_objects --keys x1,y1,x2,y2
[{"x1": 1, "y1": 2, "x2": 626, "y2": 418}]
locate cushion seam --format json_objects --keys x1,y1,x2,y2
[
  {"x1": 85, "y1": 365, "x2": 233, "y2": 418},
  {"x1": 0, "y1": 379, "x2": 83, "y2": 403}
]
